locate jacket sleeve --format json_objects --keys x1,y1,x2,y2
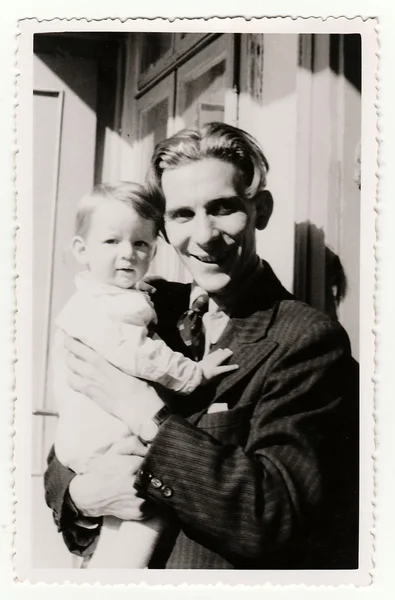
[
  {"x1": 134, "y1": 320, "x2": 354, "y2": 567},
  {"x1": 44, "y1": 447, "x2": 102, "y2": 557}
]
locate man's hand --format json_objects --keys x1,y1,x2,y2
[
  {"x1": 69, "y1": 437, "x2": 150, "y2": 520},
  {"x1": 65, "y1": 337, "x2": 164, "y2": 433},
  {"x1": 200, "y1": 348, "x2": 239, "y2": 384}
]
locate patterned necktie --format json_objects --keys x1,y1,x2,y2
[{"x1": 177, "y1": 294, "x2": 209, "y2": 361}]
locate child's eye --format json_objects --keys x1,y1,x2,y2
[
  {"x1": 134, "y1": 240, "x2": 148, "y2": 248},
  {"x1": 104, "y1": 238, "x2": 118, "y2": 244}
]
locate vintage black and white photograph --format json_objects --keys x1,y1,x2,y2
[{"x1": 15, "y1": 17, "x2": 377, "y2": 585}]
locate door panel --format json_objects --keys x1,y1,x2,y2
[
  {"x1": 137, "y1": 32, "x2": 175, "y2": 89},
  {"x1": 175, "y1": 35, "x2": 237, "y2": 130},
  {"x1": 136, "y1": 73, "x2": 175, "y2": 183}
]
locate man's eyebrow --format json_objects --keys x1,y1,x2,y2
[
  {"x1": 208, "y1": 195, "x2": 240, "y2": 204},
  {"x1": 164, "y1": 195, "x2": 242, "y2": 218},
  {"x1": 164, "y1": 206, "x2": 192, "y2": 218},
  {"x1": 206, "y1": 195, "x2": 243, "y2": 209}
]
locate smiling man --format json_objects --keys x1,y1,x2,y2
[
  {"x1": 44, "y1": 122, "x2": 358, "y2": 569},
  {"x1": 161, "y1": 157, "x2": 266, "y2": 297}
]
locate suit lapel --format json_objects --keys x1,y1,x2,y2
[
  {"x1": 154, "y1": 262, "x2": 292, "y2": 419},
  {"x1": 209, "y1": 310, "x2": 279, "y2": 403},
  {"x1": 207, "y1": 261, "x2": 292, "y2": 405}
]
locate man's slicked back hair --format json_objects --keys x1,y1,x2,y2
[{"x1": 146, "y1": 122, "x2": 269, "y2": 205}]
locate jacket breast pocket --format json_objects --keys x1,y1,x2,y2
[{"x1": 197, "y1": 404, "x2": 251, "y2": 446}]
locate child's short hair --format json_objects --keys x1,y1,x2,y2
[
  {"x1": 146, "y1": 122, "x2": 269, "y2": 206},
  {"x1": 75, "y1": 182, "x2": 165, "y2": 239}
]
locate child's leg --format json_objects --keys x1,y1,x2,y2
[{"x1": 86, "y1": 515, "x2": 165, "y2": 569}]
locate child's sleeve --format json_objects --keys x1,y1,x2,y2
[{"x1": 104, "y1": 323, "x2": 203, "y2": 395}]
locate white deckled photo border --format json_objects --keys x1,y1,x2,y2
[{"x1": 14, "y1": 15, "x2": 377, "y2": 588}]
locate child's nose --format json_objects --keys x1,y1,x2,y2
[{"x1": 119, "y1": 241, "x2": 134, "y2": 259}]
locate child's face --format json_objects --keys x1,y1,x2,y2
[{"x1": 77, "y1": 200, "x2": 157, "y2": 289}]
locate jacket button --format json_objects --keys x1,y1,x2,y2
[
  {"x1": 150, "y1": 477, "x2": 162, "y2": 489},
  {"x1": 161, "y1": 485, "x2": 173, "y2": 498}
]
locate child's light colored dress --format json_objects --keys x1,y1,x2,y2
[{"x1": 53, "y1": 271, "x2": 203, "y2": 568}]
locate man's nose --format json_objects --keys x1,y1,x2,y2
[{"x1": 192, "y1": 213, "x2": 219, "y2": 247}]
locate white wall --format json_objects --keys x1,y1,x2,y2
[
  {"x1": 32, "y1": 52, "x2": 98, "y2": 568},
  {"x1": 239, "y1": 34, "x2": 299, "y2": 292}
]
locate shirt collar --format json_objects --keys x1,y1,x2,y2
[{"x1": 189, "y1": 283, "x2": 208, "y2": 309}]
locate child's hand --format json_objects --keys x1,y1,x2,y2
[
  {"x1": 200, "y1": 348, "x2": 239, "y2": 384},
  {"x1": 135, "y1": 280, "x2": 156, "y2": 295}
]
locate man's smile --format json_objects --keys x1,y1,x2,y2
[{"x1": 188, "y1": 251, "x2": 231, "y2": 265}]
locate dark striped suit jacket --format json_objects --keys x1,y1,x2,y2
[{"x1": 44, "y1": 262, "x2": 359, "y2": 569}]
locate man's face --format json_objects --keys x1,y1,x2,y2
[{"x1": 162, "y1": 157, "x2": 259, "y2": 296}]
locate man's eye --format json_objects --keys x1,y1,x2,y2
[
  {"x1": 211, "y1": 201, "x2": 238, "y2": 216},
  {"x1": 104, "y1": 239, "x2": 118, "y2": 244},
  {"x1": 167, "y1": 209, "x2": 195, "y2": 223}
]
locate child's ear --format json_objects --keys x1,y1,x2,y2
[
  {"x1": 71, "y1": 236, "x2": 89, "y2": 266},
  {"x1": 254, "y1": 190, "x2": 273, "y2": 231}
]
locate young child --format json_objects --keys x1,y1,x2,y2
[{"x1": 52, "y1": 182, "x2": 237, "y2": 568}]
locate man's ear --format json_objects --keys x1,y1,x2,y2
[
  {"x1": 255, "y1": 190, "x2": 273, "y2": 231},
  {"x1": 71, "y1": 236, "x2": 89, "y2": 266}
]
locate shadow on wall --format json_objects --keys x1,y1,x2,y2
[
  {"x1": 294, "y1": 220, "x2": 360, "y2": 569},
  {"x1": 294, "y1": 221, "x2": 347, "y2": 322},
  {"x1": 324, "y1": 243, "x2": 348, "y2": 320}
]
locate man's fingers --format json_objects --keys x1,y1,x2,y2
[
  {"x1": 66, "y1": 351, "x2": 82, "y2": 373},
  {"x1": 90, "y1": 454, "x2": 143, "y2": 476},
  {"x1": 66, "y1": 352, "x2": 94, "y2": 381},
  {"x1": 65, "y1": 336, "x2": 97, "y2": 362},
  {"x1": 108, "y1": 436, "x2": 149, "y2": 458},
  {"x1": 89, "y1": 454, "x2": 132, "y2": 473},
  {"x1": 109, "y1": 497, "x2": 147, "y2": 521},
  {"x1": 68, "y1": 371, "x2": 87, "y2": 394}
]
